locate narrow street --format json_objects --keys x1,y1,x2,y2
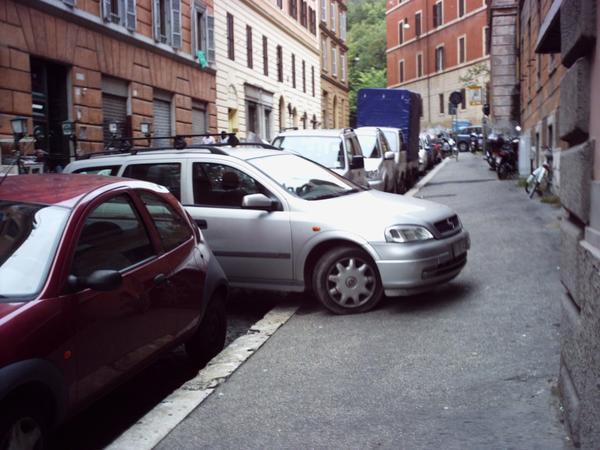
[{"x1": 149, "y1": 153, "x2": 570, "y2": 449}]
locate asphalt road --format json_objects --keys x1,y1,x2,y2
[{"x1": 156, "y1": 153, "x2": 571, "y2": 449}]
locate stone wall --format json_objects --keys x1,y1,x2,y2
[{"x1": 557, "y1": 0, "x2": 600, "y2": 447}]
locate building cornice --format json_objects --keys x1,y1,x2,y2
[
  {"x1": 319, "y1": 25, "x2": 349, "y2": 51},
  {"x1": 20, "y1": 0, "x2": 216, "y2": 73},
  {"x1": 388, "y1": 55, "x2": 490, "y2": 88},
  {"x1": 321, "y1": 73, "x2": 349, "y2": 92},
  {"x1": 387, "y1": 5, "x2": 488, "y2": 53}
]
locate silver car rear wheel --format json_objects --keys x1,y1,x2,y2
[{"x1": 313, "y1": 246, "x2": 384, "y2": 314}]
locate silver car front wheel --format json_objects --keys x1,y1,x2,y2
[{"x1": 313, "y1": 246, "x2": 384, "y2": 314}]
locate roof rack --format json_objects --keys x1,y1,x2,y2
[{"x1": 76, "y1": 133, "x2": 279, "y2": 159}]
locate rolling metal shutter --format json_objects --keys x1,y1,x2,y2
[
  {"x1": 102, "y1": 94, "x2": 127, "y2": 146},
  {"x1": 153, "y1": 98, "x2": 172, "y2": 147}
]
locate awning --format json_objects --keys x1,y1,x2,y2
[{"x1": 535, "y1": 0, "x2": 562, "y2": 54}]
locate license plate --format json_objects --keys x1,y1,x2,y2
[{"x1": 453, "y1": 239, "x2": 468, "y2": 257}]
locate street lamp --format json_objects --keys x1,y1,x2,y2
[{"x1": 10, "y1": 117, "x2": 28, "y2": 142}]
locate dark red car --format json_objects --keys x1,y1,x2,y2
[{"x1": 0, "y1": 174, "x2": 227, "y2": 448}]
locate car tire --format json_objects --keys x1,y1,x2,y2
[
  {"x1": 458, "y1": 141, "x2": 469, "y2": 152},
  {"x1": 312, "y1": 246, "x2": 384, "y2": 315},
  {"x1": 185, "y1": 292, "x2": 227, "y2": 367},
  {"x1": 0, "y1": 397, "x2": 49, "y2": 450}
]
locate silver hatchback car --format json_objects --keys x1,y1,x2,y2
[{"x1": 65, "y1": 146, "x2": 470, "y2": 314}]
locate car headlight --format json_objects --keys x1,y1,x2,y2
[
  {"x1": 365, "y1": 169, "x2": 380, "y2": 180},
  {"x1": 385, "y1": 225, "x2": 434, "y2": 243}
]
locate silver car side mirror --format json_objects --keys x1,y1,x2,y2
[
  {"x1": 384, "y1": 151, "x2": 395, "y2": 161},
  {"x1": 242, "y1": 193, "x2": 277, "y2": 211}
]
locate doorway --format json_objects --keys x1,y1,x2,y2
[{"x1": 30, "y1": 58, "x2": 70, "y2": 171}]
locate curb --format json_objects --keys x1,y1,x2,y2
[
  {"x1": 106, "y1": 301, "x2": 300, "y2": 450},
  {"x1": 405, "y1": 157, "x2": 451, "y2": 197}
]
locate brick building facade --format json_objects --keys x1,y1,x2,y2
[
  {"x1": 0, "y1": 0, "x2": 216, "y2": 168},
  {"x1": 534, "y1": 0, "x2": 600, "y2": 447},
  {"x1": 386, "y1": 0, "x2": 490, "y2": 130},
  {"x1": 320, "y1": 0, "x2": 349, "y2": 128}
]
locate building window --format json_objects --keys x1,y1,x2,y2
[
  {"x1": 311, "y1": 65, "x2": 315, "y2": 96},
  {"x1": 340, "y1": 11, "x2": 347, "y2": 41},
  {"x1": 435, "y1": 45, "x2": 445, "y2": 71},
  {"x1": 300, "y1": 0, "x2": 308, "y2": 26},
  {"x1": 331, "y1": 46, "x2": 337, "y2": 76},
  {"x1": 416, "y1": 53, "x2": 423, "y2": 77},
  {"x1": 415, "y1": 12, "x2": 421, "y2": 37},
  {"x1": 330, "y1": 2, "x2": 336, "y2": 31},
  {"x1": 191, "y1": 2, "x2": 215, "y2": 66},
  {"x1": 322, "y1": 37, "x2": 328, "y2": 71},
  {"x1": 309, "y1": 7, "x2": 316, "y2": 34},
  {"x1": 302, "y1": 60, "x2": 306, "y2": 92},
  {"x1": 263, "y1": 36, "x2": 268, "y2": 76},
  {"x1": 399, "y1": 60, "x2": 405, "y2": 83},
  {"x1": 152, "y1": 0, "x2": 182, "y2": 47},
  {"x1": 292, "y1": 53, "x2": 296, "y2": 88},
  {"x1": 277, "y1": 0, "x2": 282, "y2": 8},
  {"x1": 289, "y1": 0, "x2": 297, "y2": 19},
  {"x1": 439, "y1": 93, "x2": 444, "y2": 114},
  {"x1": 433, "y1": 1, "x2": 443, "y2": 28},
  {"x1": 341, "y1": 54, "x2": 346, "y2": 81},
  {"x1": 277, "y1": 45, "x2": 283, "y2": 82},
  {"x1": 226, "y1": 12, "x2": 234, "y2": 60},
  {"x1": 460, "y1": 88, "x2": 466, "y2": 109},
  {"x1": 246, "y1": 25, "x2": 253, "y2": 69},
  {"x1": 320, "y1": 0, "x2": 327, "y2": 22},
  {"x1": 458, "y1": 36, "x2": 466, "y2": 64},
  {"x1": 103, "y1": 0, "x2": 136, "y2": 31},
  {"x1": 398, "y1": 21, "x2": 405, "y2": 45},
  {"x1": 483, "y1": 26, "x2": 489, "y2": 56},
  {"x1": 458, "y1": 0, "x2": 465, "y2": 17}
]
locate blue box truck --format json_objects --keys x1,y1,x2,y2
[{"x1": 356, "y1": 88, "x2": 422, "y2": 188}]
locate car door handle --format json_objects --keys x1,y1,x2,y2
[
  {"x1": 195, "y1": 219, "x2": 207, "y2": 229},
  {"x1": 153, "y1": 274, "x2": 167, "y2": 286}
]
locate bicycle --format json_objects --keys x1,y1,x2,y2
[{"x1": 525, "y1": 162, "x2": 551, "y2": 198}]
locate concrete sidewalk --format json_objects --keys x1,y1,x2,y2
[{"x1": 120, "y1": 154, "x2": 571, "y2": 449}]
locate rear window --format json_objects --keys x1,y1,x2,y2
[
  {"x1": 73, "y1": 166, "x2": 120, "y2": 176},
  {"x1": 122, "y1": 163, "x2": 181, "y2": 200}
]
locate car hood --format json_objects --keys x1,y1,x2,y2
[{"x1": 294, "y1": 190, "x2": 457, "y2": 240}]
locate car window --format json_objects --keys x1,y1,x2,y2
[
  {"x1": 123, "y1": 163, "x2": 181, "y2": 200},
  {"x1": 379, "y1": 133, "x2": 391, "y2": 154},
  {"x1": 139, "y1": 192, "x2": 192, "y2": 252},
  {"x1": 73, "y1": 166, "x2": 121, "y2": 176},
  {"x1": 192, "y1": 163, "x2": 266, "y2": 208},
  {"x1": 356, "y1": 133, "x2": 380, "y2": 159},
  {"x1": 274, "y1": 136, "x2": 344, "y2": 169},
  {"x1": 72, "y1": 195, "x2": 155, "y2": 277},
  {"x1": 382, "y1": 130, "x2": 398, "y2": 152}
]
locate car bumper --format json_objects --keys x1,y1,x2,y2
[{"x1": 370, "y1": 229, "x2": 470, "y2": 296}]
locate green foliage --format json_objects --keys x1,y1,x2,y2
[
  {"x1": 347, "y1": 0, "x2": 387, "y2": 118},
  {"x1": 458, "y1": 63, "x2": 490, "y2": 87}
]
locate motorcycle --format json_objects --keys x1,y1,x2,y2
[{"x1": 495, "y1": 142, "x2": 518, "y2": 179}]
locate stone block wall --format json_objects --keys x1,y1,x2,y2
[{"x1": 557, "y1": 0, "x2": 600, "y2": 448}]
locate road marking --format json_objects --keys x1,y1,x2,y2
[
  {"x1": 106, "y1": 301, "x2": 300, "y2": 450},
  {"x1": 406, "y1": 157, "x2": 450, "y2": 197}
]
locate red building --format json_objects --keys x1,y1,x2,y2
[{"x1": 386, "y1": 0, "x2": 490, "y2": 129}]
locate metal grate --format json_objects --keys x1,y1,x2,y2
[{"x1": 433, "y1": 215, "x2": 461, "y2": 236}]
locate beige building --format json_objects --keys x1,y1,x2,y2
[
  {"x1": 214, "y1": 0, "x2": 321, "y2": 141},
  {"x1": 319, "y1": 0, "x2": 349, "y2": 128}
]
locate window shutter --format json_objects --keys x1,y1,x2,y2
[
  {"x1": 63, "y1": 0, "x2": 75, "y2": 6},
  {"x1": 126, "y1": 0, "x2": 136, "y2": 31},
  {"x1": 191, "y1": 3, "x2": 198, "y2": 54},
  {"x1": 152, "y1": 0, "x2": 161, "y2": 41},
  {"x1": 171, "y1": 0, "x2": 182, "y2": 48},
  {"x1": 102, "y1": 0, "x2": 112, "y2": 21},
  {"x1": 207, "y1": 15, "x2": 215, "y2": 64}
]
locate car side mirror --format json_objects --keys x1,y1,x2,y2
[
  {"x1": 68, "y1": 269, "x2": 122, "y2": 292},
  {"x1": 384, "y1": 151, "x2": 395, "y2": 161},
  {"x1": 350, "y1": 155, "x2": 364, "y2": 169},
  {"x1": 242, "y1": 193, "x2": 278, "y2": 211}
]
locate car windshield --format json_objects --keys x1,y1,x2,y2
[
  {"x1": 355, "y1": 133, "x2": 378, "y2": 158},
  {"x1": 382, "y1": 131, "x2": 398, "y2": 152},
  {"x1": 274, "y1": 136, "x2": 345, "y2": 169},
  {"x1": 0, "y1": 201, "x2": 69, "y2": 299},
  {"x1": 249, "y1": 154, "x2": 363, "y2": 200}
]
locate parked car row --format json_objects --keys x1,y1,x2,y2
[{"x1": 0, "y1": 132, "x2": 470, "y2": 447}]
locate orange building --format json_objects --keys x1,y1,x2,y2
[
  {"x1": 0, "y1": 0, "x2": 216, "y2": 168},
  {"x1": 386, "y1": 0, "x2": 490, "y2": 129}
]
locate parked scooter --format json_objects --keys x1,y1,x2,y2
[{"x1": 496, "y1": 138, "x2": 519, "y2": 179}]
